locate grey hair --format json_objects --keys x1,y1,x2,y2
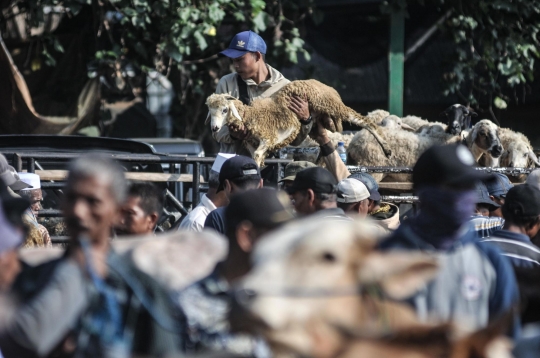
[
  {"x1": 66, "y1": 154, "x2": 127, "y2": 204},
  {"x1": 208, "y1": 170, "x2": 220, "y2": 189}
]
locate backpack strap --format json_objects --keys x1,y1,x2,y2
[{"x1": 236, "y1": 75, "x2": 250, "y2": 105}]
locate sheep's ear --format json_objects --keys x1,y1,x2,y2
[
  {"x1": 401, "y1": 123, "x2": 415, "y2": 131},
  {"x1": 229, "y1": 102, "x2": 242, "y2": 122},
  {"x1": 225, "y1": 95, "x2": 237, "y2": 101},
  {"x1": 205, "y1": 112, "x2": 211, "y2": 125}
]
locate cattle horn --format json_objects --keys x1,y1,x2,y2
[
  {"x1": 528, "y1": 151, "x2": 540, "y2": 167},
  {"x1": 204, "y1": 112, "x2": 211, "y2": 125}
]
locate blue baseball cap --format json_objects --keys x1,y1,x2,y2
[
  {"x1": 219, "y1": 31, "x2": 267, "y2": 59},
  {"x1": 484, "y1": 172, "x2": 513, "y2": 198},
  {"x1": 475, "y1": 181, "x2": 500, "y2": 209},
  {"x1": 348, "y1": 172, "x2": 381, "y2": 201}
]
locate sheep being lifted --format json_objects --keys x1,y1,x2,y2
[{"x1": 206, "y1": 79, "x2": 391, "y2": 167}]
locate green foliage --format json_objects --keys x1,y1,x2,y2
[{"x1": 429, "y1": 0, "x2": 539, "y2": 113}]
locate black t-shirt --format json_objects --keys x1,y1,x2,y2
[{"x1": 204, "y1": 207, "x2": 226, "y2": 234}]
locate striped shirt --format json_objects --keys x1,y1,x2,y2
[
  {"x1": 469, "y1": 215, "x2": 505, "y2": 238},
  {"x1": 482, "y1": 230, "x2": 540, "y2": 268}
]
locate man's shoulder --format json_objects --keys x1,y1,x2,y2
[
  {"x1": 204, "y1": 207, "x2": 226, "y2": 232},
  {"x1": 179, "y1": 205, "x2": 210, "y2": 229}
]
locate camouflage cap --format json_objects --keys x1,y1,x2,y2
[{"x1": 279, "y1": 161, "x2": 317, "y2": 182}]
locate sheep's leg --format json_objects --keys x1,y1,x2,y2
[{"x1": 253, "y1": 140, "x2": 270, "y2": 168}]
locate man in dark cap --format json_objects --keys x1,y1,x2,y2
[
  {"x1": 213, "y1": 30, "x2": 311, "y2": 155},
  {"x1": 286, "y1": 167, "x2": 348, "y2": 219},
  {"x1": 379, "y1": 144, "x2": 520, "y2": 337},
  {"x1": 178, "y1": 188, "x2": 293, "y2": 356},
  {"x1": 485, "y1": 173, "x2": 513, "y2": 218},
  {"x1": 482, "y1": 184, "x2": 540, "y2": 268},
  {"x1": 204, "y1": 156, "x2": 262, "y2": 233},
  {"x1": 349, "y1": 172, "x2": 400, "y2": 231},
  {"x1": 469, "y1": 181, "x2": 505, "y2": 238},
  {"x1": 279, "y1": 161, "x2": 316, "y2": 191}
]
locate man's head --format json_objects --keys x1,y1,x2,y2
[
  {"x1": 219, "y1": 31, "x2": 267, "y2": 80},
  {"x1": 348, "y1": 172, "x2": 381, "y2": 213},
  {"x1": 413, "y1": 144, "x2": 493, "y2": 191},
  {"x1": 62, "y1": 154, "x2": 127, "y2": 244},
  {"x1": 18, "y1": 173, "x2": 43, "y2": 216},
  {"x1": 117, "y1": 182, "x2": 163, "y2": 236},
  {"x1": 226, "y1": 188, "x2": 293, "y2": 255},
  {"x1": 336, "y1": 178, "x2": 370, "y2": 217},
  {"x1": 279, "y1": 161, "x2": 317, "y2": 190},
  {"x1": 474, "y1": 181, "x2": 500, "y2": 217},
  {"x1": 484, "y1": 173, "x2": 513, "y2": 217},
  {"x1": 502, "y1": 184, "x2": 540, "y2": 239},
  {"x1": 526, "y1": 169, "x2": 540, "y2": 191},
  {"x1": 218, "y1": 156, "x2": 262, "y2": 198},
  {"x1": 286, "y1": 167, "x2": 338, "y2": 216}
]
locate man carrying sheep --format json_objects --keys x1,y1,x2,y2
[{"x1": 213, "y1": 30, "x2": 312, "y2": 156}]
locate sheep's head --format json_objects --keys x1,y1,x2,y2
[
  {"x1": 470, "y1": 119, "x2": 503, "y2": 158},
  {"x1": 205, "y1": 94, "x2": 243, "y2": 133},
  {"x1": 500, "y1": 133, "x2": 539, "y2": 169},
  {"x1": 380, "y1": 115, "x2": 414, "y2": 131},
  {"x1": 440, "y1": 104, "x2": 477, "y2": 135}
]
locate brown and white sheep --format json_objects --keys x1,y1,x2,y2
[
  {"x1": 347, "y1": 117, "x2": 502, "y2": 182},
  {"x1": 205, "y1": 80, "x2": 391, "y2": 167}
]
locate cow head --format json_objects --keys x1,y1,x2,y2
[
  {"x1": 205, "y1": 94, "x2": 243, "y2": 133},
  {"x1": 470, "y1": 120, "x2": 503, "y2": 159},
  {"x1": 230, "y1": 218, "x2": 439, "y2": 356},
  {"x1": 440, "y1": 104, "x2": 477, "y2": 136}
]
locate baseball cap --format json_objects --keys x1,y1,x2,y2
[
  {"x1": 286, "y1": 167, "x2": 337, "y2": 195},
  {"x1": 279, "y1": 161, "x2": 317, "y2": 183},
  {"x1": 413, "y1": 144, "x2": 494, "y2": 189},
  {"x1": 484, "y1": 172, "x2": 513, "y2": 198},
  {"x1": 336, "y1": 178, "x2": 370, "y2": 203},
  {"x1": 0, "y1": 164, "x2": 32, "y2": 190},
  {"x1": 475, "y1": 181, "x2": 500, "y2": 209},
  {"x1": 348, "y1": 172, "x2": 381, "y2": 201},
  {"x1": 504, "y1": 184, "x2": 540, "y2": 218},
  {"x1": 218, "y1": 155, "x2": 261, "y2": 191},
  {"x1": 18, "y1": 173, "x2": 41, "y2": 190},
  {"x1": 219, "y1": 30, "x2": 267, "y2": 59},
  {"x1": 225, "y1": 188, "x2": 294, "y2": 231}
]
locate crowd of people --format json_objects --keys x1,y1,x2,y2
[{"x1": 1, "y1": 29, "x2": 540, "y2": 358}]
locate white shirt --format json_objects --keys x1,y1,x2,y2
[{"x1": 178, "y1": 194, "x2": 217, "y2": 232}]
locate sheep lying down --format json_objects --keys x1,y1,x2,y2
[{"x1": 206, "y1": 79, "x2": 391, "y2": 167}]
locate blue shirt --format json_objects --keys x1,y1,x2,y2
[
  {"x1": 469, "y1": 215, "x2": 505, "y2": 238},
  {"x1": 378, "y1": 221, "x2": 520, "y2": 338},
  {"x1": 204, "y1": 207, "x2": 226, "y2": 234},
  {"x1": 482, "y1": 230, "x2": 540, "y2": 268}
]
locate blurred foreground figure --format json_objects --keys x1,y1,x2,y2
[
  {"x1": 177, "y1": 188, "x2": 293, "y2": 356},
  {"x1": 230, "y1": 217, "x2": 513, "y2": 358},
  {"x1": 116, "y1": 182, "x2": 163, "y2": 235},
  {"x1": 379, "y1": 144, "x2": 520, "y2": 336},
  {"x1": 1, "y1": 155, "x2": 182, "y2": 358}
]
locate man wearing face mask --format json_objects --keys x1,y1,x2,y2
[{"x1": 379, "y1": 144, "x2": 520, "y2": 337}]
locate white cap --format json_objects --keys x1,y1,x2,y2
[
  {"x1": 336, "y1": 178, "x2": 370, "y2": 203},
  {"x1": 211, "y1": 153, "x2": 236, "y2": 173},
  {"x1": 18, "y1": 173, "x2": 41, "y2": 190}
]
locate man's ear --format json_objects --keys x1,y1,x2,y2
[
  {"x1": 236, "y1": 221, "x2": 254, "y2": 253},
  {"x1": 358, "y1": 252, "x2": 439, "y2": 300},
  {"x1": 149, "y1": 212, "x2": 159, "y2": 229},
  {"x1": 307, "y1": 189, "x2": 316, "y2": 205}
]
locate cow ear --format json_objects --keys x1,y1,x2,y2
[{"x1": 358, "y1": 252, "x2": 439, "y2": 300}]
